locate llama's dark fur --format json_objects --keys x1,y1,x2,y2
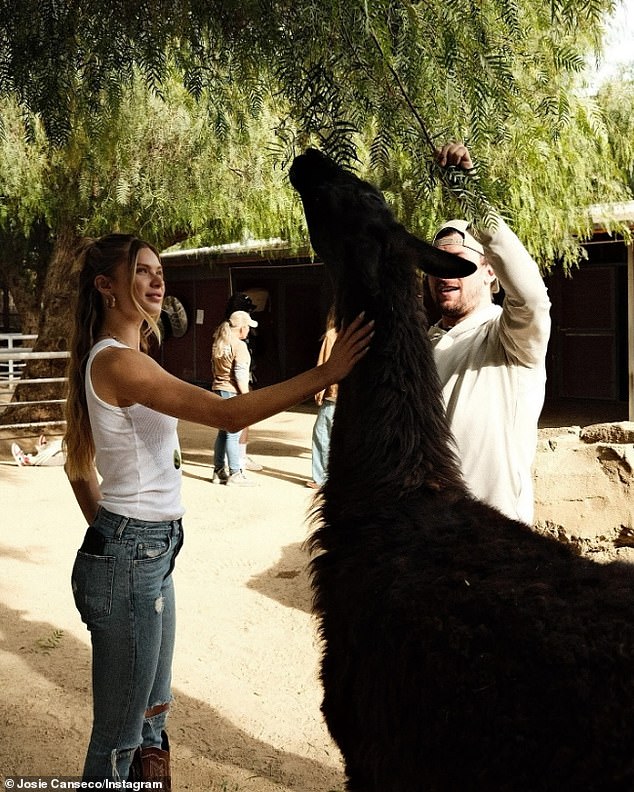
[{"x1": 290, "y1": 148, "x2": 634, "y2": 792}]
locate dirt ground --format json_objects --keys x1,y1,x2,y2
[
  {"x1": 1, "y1": 401, "x2": 631, "y2": 791},
  {"x1": 0, "y1": 406, "x2": 346, "y2": 792}
]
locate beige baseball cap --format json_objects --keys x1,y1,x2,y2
[
  {"x1": 229, "y1": 310, "x2": 258, "y2": 328},
  {"x1": 432, "y1": 220, "x2": 499, "y2": 293},
  {"x1": 433, "y1": 219, "x2": 484, "y2": 256}
]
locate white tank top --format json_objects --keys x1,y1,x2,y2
[{"x1": 86, "y1": 338, "x2": 184, "y2": 521}]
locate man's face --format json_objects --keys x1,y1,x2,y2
[{"x1": 427, "y1": 239, "x2": 495, "y2": 328}]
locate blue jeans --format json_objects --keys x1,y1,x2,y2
[
  {"x1": 213, "y1": 389, "x2": 242, "y2": 474},
  {"x1": 312, "y1": 399, "x2": 336, "y2": 485},
  {"x1": 71, "y1": 507, "x2": 184, "y2": 781}
]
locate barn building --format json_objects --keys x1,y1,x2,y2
[{"x1": 159, "y1": 214, "x2": 633, "y2": 424}]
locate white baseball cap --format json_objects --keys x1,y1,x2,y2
[
  {"x1": 433, "y1": 219, "x2": 484, "y2": 256},
  {"x1": 433, "y1": 220, "x2": 498, "y2": 293},
  {"x1": 229, "y1": 310, "x2": 258, "y2": 328}
]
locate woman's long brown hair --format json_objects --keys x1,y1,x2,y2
[{"x1": 64, "y1": 234, "x2": 161, "y2": 481}]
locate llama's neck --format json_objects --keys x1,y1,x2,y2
[{"x1": 327, "y1": 297, "x2": 464, "y2": 499}]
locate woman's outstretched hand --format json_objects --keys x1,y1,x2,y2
[{"x1": 323, "y1": 313, "x2": 374, "y2": 384}]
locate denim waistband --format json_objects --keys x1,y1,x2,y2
[{"x1": 94, "y1": 506, "x2": 183, "y2": 540}]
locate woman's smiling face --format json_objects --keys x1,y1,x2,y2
[
  {"x1": 104, "y1": 246, "x2": 165, "y2": 321},
  {"x1": 132, "y1": 248, "x2": 165, "y2": 318}
]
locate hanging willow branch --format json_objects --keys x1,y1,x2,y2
[
  {"x1": 367, "y1": 22, "x2": 494, "y2": 223},
  {"x1": 368, "y1": 28, "x2": 437, "y2": 152}
]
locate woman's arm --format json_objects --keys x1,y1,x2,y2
[
  {"x1": 98, "y1": 313, "x2": 373, "y2": 433},
  {"x1": 65, "y1": 466, "x2": 102, "y2": 524}
]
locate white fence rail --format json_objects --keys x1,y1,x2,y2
[
  {"x1": 0, "y1": 333, "x2": 38, "y2": 383},
  {"x1": 0, "y1": 334, "x2": 69, "y2": 430}
]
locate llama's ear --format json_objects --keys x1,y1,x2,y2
[{"x1": 410, "y1": 236, "x2": 477, "y2": 278}]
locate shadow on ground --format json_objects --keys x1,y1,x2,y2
[
  {"x1": 247, "y1": 543, "x2": 314, "y2": 615},
  {"x1": 0, "y1": 601, "x2": 343, "y2": 791}
]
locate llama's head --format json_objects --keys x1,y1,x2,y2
[{"x1": 289, "y1": 148, "x2": 476, "y2": 321}]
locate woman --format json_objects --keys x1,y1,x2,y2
[
  {"x1": 211, "y1": 309, "x2": 258, "y2": 486},
  {"x1": 223, "y1": 292, "x2": 263, "y2": 473},
  {"x1": 64, "y1": 233, "x2": 372, "y2": 785}
]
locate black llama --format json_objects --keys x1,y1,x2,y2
[{"x1": 289, "y1": 148, "x2": 634, "y2": 792}]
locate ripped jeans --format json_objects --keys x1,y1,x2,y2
[{"x1": 71, "y1": 507, "x2": 184, "y2": 780}]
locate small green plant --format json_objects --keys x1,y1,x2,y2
[{"x1": 33, "y1": 628, "x2": 64, "y2": 654}]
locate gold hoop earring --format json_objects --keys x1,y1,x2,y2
[{"x1": 107, "y1": 295, "x2": 116, "y2": 309}]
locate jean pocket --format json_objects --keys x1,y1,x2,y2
[
  {"x1": 71, "y1": 551, "x2": 115, "y2": 625},
  {"x1": 79, "y1": 525, "x2": 107, "y2": 555},
  {"x1": 135, "y1": 536, "x2": 171, "y2": 562}
]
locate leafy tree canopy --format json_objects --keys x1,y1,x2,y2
[
  {"x1": 0, "y1": 0, "x2": 631, "y2": 269},
  {"x1": 595, "y1": 71, "x2": 634, "y2": 194},
  {"x1": 0, "y1": 71, "x2": 305, "y2": 342},
  {"x1": 0, "y1": 74, "x2": 301, "y2": 247}
]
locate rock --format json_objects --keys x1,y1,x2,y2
[
  {"x1": 533, "y1": 426, "x2": 634, "y2": 556},
  {"x1": 580, "y1": 421, "x2": 634, "y2": 444}
]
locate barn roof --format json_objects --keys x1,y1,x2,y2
[
  {"x1": 160, "y1": 237, "x2": 312, "y2": 267},
  {"x1": 588, "y1": 201, "x2": 634, "y2": 231}
]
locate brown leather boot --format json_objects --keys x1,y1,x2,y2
[{"x1": 129, "y1": 731, "x2": 171, "y2": 791}]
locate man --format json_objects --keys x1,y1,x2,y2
[{"x1": 427, "y1": 143, "x2": 551, "y2": 524}]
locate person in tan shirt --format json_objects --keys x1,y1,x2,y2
[
  {"x1": 211, "y1": 310, "x2": 259, "y2": 486},
  {"x1": 223, "y1": 292, "x2": 263, "y2": 472}
]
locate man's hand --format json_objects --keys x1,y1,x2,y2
[{"x1": 434, "y1": 143, "x2": 474, "y2": 171}]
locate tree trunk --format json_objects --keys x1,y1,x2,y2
[
  {"x1": 4, "y1": 271, "x2": 41, "y2": 335},
  {"x1": 0, "y1": 218, "x2": 53, "y2": 335},
  {"x1": 1, "y1": 227, "x2": 81, "y2": 427}
]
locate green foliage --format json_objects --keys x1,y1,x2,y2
[
  {"x1": 0, "y1": 77, "x2": 306, "y2": 254},
  {"x1": 32, "y1": 629, "x2": 64, "y2": 655},
  {"x1": 0, "y1": 0, "x2": 632, "y2": 273},
  {"x1": 595, "y1": 75, "x2": 634, "y2": 195}
]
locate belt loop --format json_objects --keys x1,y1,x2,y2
[{"x1": 114, "y1": 515, "x2": 129, "y2": 540}]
